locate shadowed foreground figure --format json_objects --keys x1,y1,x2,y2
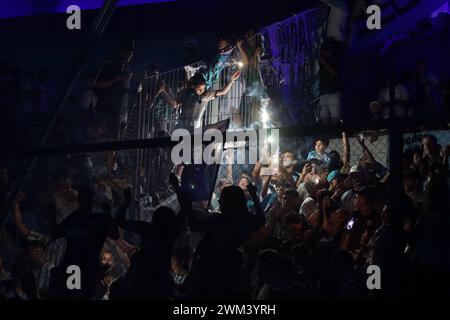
[
  {"x1": 115, "y1": 187, "x2": 185, "y2": 299},
  {"x1": 172, "y1": 174, "x2": 265, "y2": 299},
  {"x1": 48, "y1": 186, "x2": 120, "y2": 300}
]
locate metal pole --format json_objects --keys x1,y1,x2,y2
[
  {"x1": 387, "y1": 77, "x2": 404, "y2": 298},
  {"x1": 2, "y1": 115, "x2": 448, "y2": 159}
]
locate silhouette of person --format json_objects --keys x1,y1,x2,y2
[
  {"x1": 174, "y1": 174, "x2": 265, "y2": 299},
  {"x1": 115, "y1": 185, "x2": 185, "y2": 299},
  {"x1": 48, "y1": 186, "x2": 121, "y2": 299}
]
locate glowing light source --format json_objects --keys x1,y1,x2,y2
[
  {"x1": 271, "y1": 154, "x2": 279, "y2": 164},
  {"x1": 261, "y1": 98, "x2": 270, "y2": 109},
  {"x1": 431, "y1": 2, "x2": 449, "y2": 18},
  {"x1": 261, "y1": 109, "x2": 270, "y2": 124},
  {"x1": 0, "y1": 0, "x2": 175, "y2": 19},
  {"x1": 313, "y1": 176, "x2": 321, "y2": 185},
  {"x1": 260, "y1": 97, "x2": 271, "y2": 128}
]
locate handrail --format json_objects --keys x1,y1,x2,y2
[{"x1": 1, "y1": 114, "x2": 449, "y2": 158}]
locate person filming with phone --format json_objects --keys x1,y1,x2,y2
[{"x1": 341, "y1": 185, "x2": 381, "y2": 254}]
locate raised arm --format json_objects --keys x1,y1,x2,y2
[
  {"x1": 320, "y1": 195, "x2": 333, "y2": 233},
  {"x1": 236, "y1": 39, "x2": 250, "y2": 67},
  {"x1": 215, "y1": 71, "x2": 241, "y2": 97},
  {"x1": 313, "y1": 196, "x2": 326, "y2": 231},
  {"x1": 358, "y1": 133, "x2": 376, "y2": 164},
  {"x1": 114, "y1": 188, "x2": 150, "y2": 235},
  {"x1": 342, "y1": 132, "x2": 350, "y2": 167},
  {"x1": 261, "y1": 175, "x2": 272, "y2": 200},
  {"x1": 158, "y1": 87, "x2": 179, "y2": 109},
  {"x1": 94, "y1": 76, "x2": 124, "y2": 89},
  {"x1": 252, "y1": 151, "x2": 272, "y2": 183},
  {"x1": 169, "y1": 173, "x2": 197, "y2": 231},
  {"x1": 296, "y1": 162, "x2": 312, "y2": 188},
  {"x1": 94, "y1": 63, "x2": 130, "y2": 89},
  {"x1": 252, "y1": 161, "x2": 262, "y2": 182},
  {"x1": 225, "y1": 150, "x2": 234, "y2": 183},
  {"x1": 168, "y1": 173, "x2": 189, "y2": 233},
  {"x1": 247, "y1": 183, "x2": 265, "y2": 228},
  {"x1": 13, "y1": 193, "x2": 30, "y2": 238}
]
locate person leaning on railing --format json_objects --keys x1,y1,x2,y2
[{"x1": 156, "y1": 71, "x2": 241, "y2": 130}]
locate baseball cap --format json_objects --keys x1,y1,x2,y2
[{"x1": 327, "y1": 170, "x2": 342, "y2": 183}]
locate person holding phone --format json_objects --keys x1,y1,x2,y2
[
  {"x1": 303, "y1": 189, "x2": 349, "y2": 247},
  {"x1": 261, "y1": 188, "x2": 301, "y2": 241},
  {"x1": 341, "y1": 185, "x2": 381, "y2": 253}
]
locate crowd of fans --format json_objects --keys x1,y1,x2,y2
[
  {"x1": 0, "y1": 128, "x2": 449, "y2": 299},
  {"x1": 1, "y1": 1, "x2": 450, "y2": 301}
]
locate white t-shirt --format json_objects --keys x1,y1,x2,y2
[
  {"x1": 297, "y1": 182, "x2": 310, "y2": 207},
  {"x1": 299, "y1": 197, "x2": 318, "y2": 221}
]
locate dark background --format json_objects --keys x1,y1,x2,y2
[{"x1": 0, "y1": 0, "x2": 322, "y2": 76}]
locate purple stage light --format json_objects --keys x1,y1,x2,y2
[
  {"x1": 431, "y1": 1, "x2": 449, "y2": 18},
  {"x1": 0, "y1": 0, "x2": 176, "y2": 20}
]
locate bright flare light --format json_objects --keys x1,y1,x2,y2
[
  {"x1": 261, "y1": 109, "x2": 270, "y2": 124},
  {"x1": 313, "y1": 176, "x2": 321, "y2": 185},
  {"x1": 260, "y1": 97, "x2": 272, "y2": 128}
]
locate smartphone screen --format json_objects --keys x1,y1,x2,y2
[{"x1": 346, "y1": 218, "x2": 355, "y2": 231}]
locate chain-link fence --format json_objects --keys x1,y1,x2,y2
[{"x1": 115, "y1": 123, "x2": 450, "y2": 208}]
